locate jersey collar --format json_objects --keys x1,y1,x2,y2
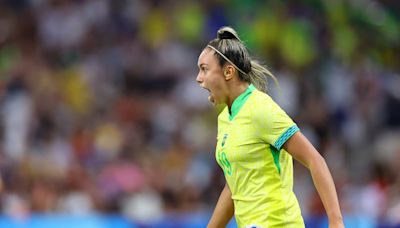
[{"x1": 229, "y1": 84, "x2": 255, "y2": 121}]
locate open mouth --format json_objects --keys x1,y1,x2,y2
[
  {"x1": 201, "y1": 86, "x2": 210, "y2": 93},
  {"x1": 201, "y1": 86, "x2": 215, "y2": 104}
]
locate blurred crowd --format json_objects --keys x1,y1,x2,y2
[{"x1": 0, "y1": 0, "x2": 399, "y2": 226}]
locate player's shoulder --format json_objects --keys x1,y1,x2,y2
[{"x1": 249, "y1": 89, "x2": 277, "y2": 110}]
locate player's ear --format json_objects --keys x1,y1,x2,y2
[{"x1": 223, "y1": 65, "x2": 235, "y2": 81}]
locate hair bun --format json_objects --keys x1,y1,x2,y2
[{"x1": 217, "y1": 26, "x2": 241, "y2": 41}]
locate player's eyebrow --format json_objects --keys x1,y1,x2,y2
[{"x1": 198, "y1": 63, "x2": 208, "y2": 69}]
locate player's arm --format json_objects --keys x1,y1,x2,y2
[
  {"x1": 283, "y1": 131, "x2": 344, "y2": 228},
  {"x1": 207, "y1": 183, "x2": 234, "y2": 228}
]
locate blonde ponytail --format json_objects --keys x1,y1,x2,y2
[{"x1": 247, "y1": 60, "x2": 279, "y2": 93}]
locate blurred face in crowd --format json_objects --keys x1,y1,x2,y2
[{"x1": 196, "y1": 48, "x2": 228, "y2": 105}]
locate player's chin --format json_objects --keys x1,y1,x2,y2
[
  {"x1": 208, "y1": 95, "x2": 215, "y2": 104},
  {"x1": 209, "y1": 94, "x2": 221, "y2": 105}
]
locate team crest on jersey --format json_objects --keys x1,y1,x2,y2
[
  {"x1": 221, "y1": 133, "x2": 228, "y2": 147},
  {"x1": 245, "y1": 225, "x2": 263, "y2": 228}
]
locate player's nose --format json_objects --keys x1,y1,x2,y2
[{"x1": 196, "y1": 72, "x2": 203, "y2": 84}]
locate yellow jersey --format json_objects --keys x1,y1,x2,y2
[{"x1": 215, "y1": 84, "x2": 304, "y2": 228}]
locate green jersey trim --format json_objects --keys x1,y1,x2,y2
[
  {"x1": 229, "y1": 84, "x2": 255, "y2": 121},
  {"x1": 274, "y1": 125, "x2": 300, "y2": 150},
  {"x1": 271, "y1": 146, "x2": 281, "y2": 174}
]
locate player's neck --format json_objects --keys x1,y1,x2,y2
[{"x1": 226, "y1": 81, "x2": 250, "y2": 111}]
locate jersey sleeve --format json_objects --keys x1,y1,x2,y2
[{"x1": 253, "y1": 95, "x2": 299, "y2": 150}]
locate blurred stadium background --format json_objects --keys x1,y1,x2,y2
[{"x1": 0, "y1": 0, "x2": 399, "y2": 227}]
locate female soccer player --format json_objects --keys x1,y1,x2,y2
[{"x1": 196, "y1": 27, "x2": 344, "y2": 228}]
